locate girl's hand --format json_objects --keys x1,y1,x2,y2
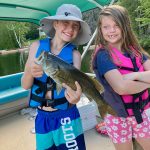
[
  {"x1": 123, "y1": 72, "x2": 138, "y2": 81},
  {"x1": 30, "y1": 60, "x2": 43, "y2": 78},
  {"x1": 62, "y1": 81, "x2": 82, "y2": 104}
]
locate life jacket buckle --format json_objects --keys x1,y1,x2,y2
[
  {"x1": 46, "y1": 99, "x2": 55, "y2": 107},
  {"x1": 47, "y1": 82, "x2": 55, "y2": 91}
]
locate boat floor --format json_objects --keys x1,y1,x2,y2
[{"x1": 0, "y1": 111, "x2": 115, "y2": 150}]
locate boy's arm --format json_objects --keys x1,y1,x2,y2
[
  {"x1": 73, "y1": 50, "x2": 81, "y2": 69},
  {"x1": 21, "y1": 41, "x2": 43, "y2": 90}
]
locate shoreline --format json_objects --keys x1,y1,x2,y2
[{"x1": 0, "y1": 47, "x2": 28, "y2": 55}]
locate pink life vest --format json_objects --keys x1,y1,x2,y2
[{"x1": 111, "y1": 47, "x2": 150, "y2": 116}]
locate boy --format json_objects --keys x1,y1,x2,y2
[{"x1": 21, "y1": 4, "x2": 91, "y2": 150}]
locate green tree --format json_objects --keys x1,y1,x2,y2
[
  {"x1": 25, "y1": 23, "x2": 39, "y2": 40},
  {"x1": 0, "y1": 21, "x2": 18, "y2": 50},
  {"x1": 117, "y1": 0, "x2": 140, "y2": 33},
  {"x1": 135, "y1": 0, "x2": 150, "y2": 49},
  {"x1": 118, "y1": 0, "x2": 150, "y2": 50},
  {"x1": 7, "y1": 22, "x2": 30, "y2": 48}
]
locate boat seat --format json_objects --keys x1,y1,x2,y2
[{"x1": 0, "y1": 72, "x2": 29, "y2": 105}]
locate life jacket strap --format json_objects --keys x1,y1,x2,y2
[
  {"x1": 130, "y1": 56, "x2": 144, "y2": 124},
  {"x1": 117, "y1": 66, "x2": 135, "y2": 71},
  {"x1": 30, "y1": 94, "x2": 67, "y2": 108},
  {"x1": 124, "y1": 97, "x2": 150, "y2": 110},
  {"x1": 34, "y1": 79, "x2": 47, "y2": 94}
]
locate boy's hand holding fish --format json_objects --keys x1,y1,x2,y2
[
  {"x1": 30, "y1": 61, "x2": 43, "y2": 78},
  {"x1": 32, "y1": 57, "x2": 82, "y2": 103},
  {"x1": 63, "y1": 81, "x2": 82, "y2": 104}
]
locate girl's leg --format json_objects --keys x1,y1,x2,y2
[
  {"x1": 136, "y1": 138, "x2": 150, "y2": 150},
  {"x1": 132, "y1": 110, "x2": 150, "y2": 150},
  {"x1": 114, "y1": 141, "x2": 132, "y2": 150},
  {"x1": 104, "y1": 114, "x2": 133, "y2": 150},
  {"x1": 133, "y1": 139, "x2": 143, "y2": 150}
]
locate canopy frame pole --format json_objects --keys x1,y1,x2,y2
[
  {"x1": 81, "y1": 28, "x2": 97, "y2": 59},
  {"x1": 87, "y1": 0, "x2": 115, "y2": 8}
]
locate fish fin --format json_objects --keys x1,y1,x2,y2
[
  {"x1": 90, "y1": 77, "x2": 104, "y2": 94},
  {"x1": 56, "y1": 84, "x2": 63, "y2": 95}
]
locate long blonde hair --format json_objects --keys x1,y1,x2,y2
[{"x1": 92, "y1": 5, "x2": 148, "y2": 68}]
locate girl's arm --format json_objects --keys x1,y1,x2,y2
[
  {"x1": 105, "y1": 69, "x2": 150, "y2": 95},
  {"x1": 123, "y1": 59, "x2": 150, "y2": 83}
]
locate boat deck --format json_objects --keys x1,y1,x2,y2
[{"x1": 0, "y1": 111, "x2": 114, "y2": 150}]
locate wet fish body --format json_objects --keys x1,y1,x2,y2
[{"x1": 36, "y1": 51, "x2": 116, "y2": 118}]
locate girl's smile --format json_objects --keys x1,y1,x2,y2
[{"x1": 101, "y1": 16, "x2": 122, "y2": 48}]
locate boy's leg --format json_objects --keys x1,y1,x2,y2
[
  {"x1": 53, "y1": 105, "x2": 86, "y2": 150},
  {"x1": 35, "y1": 109, "x2": 56, "y2": 150}
]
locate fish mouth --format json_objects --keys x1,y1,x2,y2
[{"x1": 36, "y1": 51, "x2": 45, "y2": 65}]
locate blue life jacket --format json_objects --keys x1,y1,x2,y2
[{"x1": 29, "y1": 38, "x2": 75, "y2": 110}]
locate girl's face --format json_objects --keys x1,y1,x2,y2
[
  {"x1": 100, "y1": 16, "x2": 122, "y2": 47},
  {"x1": 54, "y1": 20, "x2": 80, "y2": 43}
]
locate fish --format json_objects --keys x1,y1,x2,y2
[{"x1": 36, "y1": 51, "x2": 116, "y2": 118}]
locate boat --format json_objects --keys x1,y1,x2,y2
[
  {"x1": 0, "y1": 1, "x2": 118, "y2": 150},
  {"x1": 0, "y1": 72, "x2": 29, "y2": 117}
]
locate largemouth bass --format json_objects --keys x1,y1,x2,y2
[{"x1": 36, "y1": 51, "x2": 116, "y2": 118}]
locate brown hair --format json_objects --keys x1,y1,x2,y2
[{"x1": 92, "y1": 5, "x2": 148, "y2": 68}]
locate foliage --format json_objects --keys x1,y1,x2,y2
[
  {"x1": 25, "y1": 23, "x2": 39, "y2": 40},
  {"x1": 7, "y1": 22, "x2": 30, "y2": 48},
  {"x1": 117, "y1": 0, "x2": 150, "y2": 50},
  {"x1": 135, "y1": 0, "x2": 150, "y2": 26},
  {"x1": 135, "y1": 0, "x2": 150, "y2": 50},
  {"x1": 139, "y1": 35, "x2": 150, "y2": 50},
  {"x1": 0, "y1": 21, "x2": 18, "y2": 50},
  {"x1": 117, "y1": 0, "x2": 140, "y2": 33},
  {"x1": 0, "y1": 21, "x2": 40, "y2": 50}
]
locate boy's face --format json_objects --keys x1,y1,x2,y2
[
  {"x1": 100, "y1": 16, "x2": 122, "y2": 47},
  {"x1": 54, "y1": 20, "x2": 80, "y2": 43}
]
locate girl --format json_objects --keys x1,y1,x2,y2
[
  {"x1": 92, "y1": 5, "x2": 150, "y2": 150},
  {"x1": 22, "y1": 4, "x2": 91, "y2": 150}
]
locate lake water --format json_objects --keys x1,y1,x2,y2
[
  {"x1": 0, "y1": 50, "x2": 93, "y2": 76},
  {"x1": 0, "y1": 52, "x2": 28, "y2": 76}
]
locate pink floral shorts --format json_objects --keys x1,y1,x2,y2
[{"x1": 104, "y1": 110, "x2": 150, "y2": 144}]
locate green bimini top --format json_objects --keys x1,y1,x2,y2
[{"x1": 0, "y1": 0, "x2": 114, "y2": 25}]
